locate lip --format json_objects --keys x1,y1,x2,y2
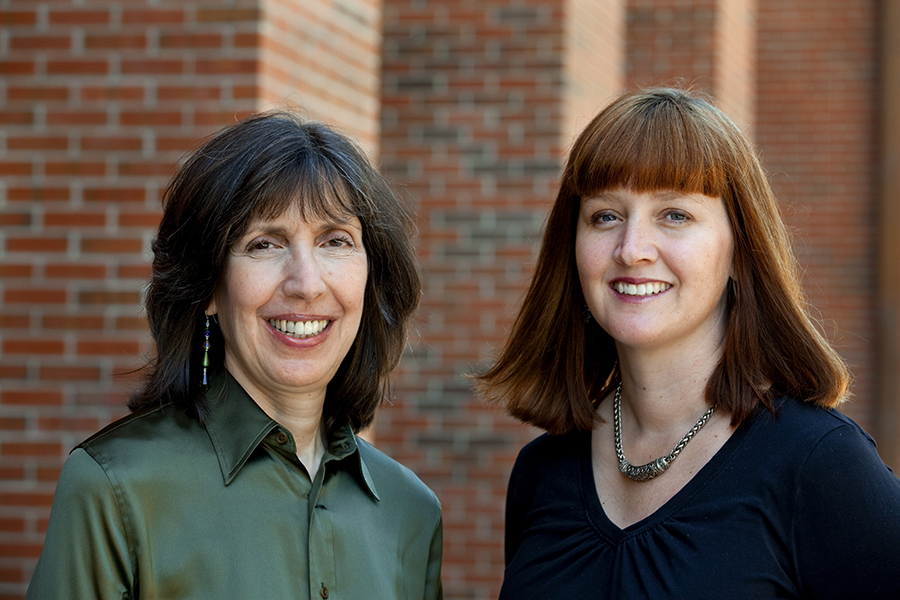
[
  {"x1": 265, "y1": 315, "x2": 334, "y2": 346},
  {"x1": 609, "y1": 278, "x2": 672, "y2": 302}
]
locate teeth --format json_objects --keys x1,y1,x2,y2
[
  {"x1": 614, "y1": 282, "x2": 671, "y2": 296},
  {"x1": 268, "y1": 319, "x2": 329, "y2": 339}
]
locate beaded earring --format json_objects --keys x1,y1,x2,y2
[{"x1": 202, "y1": 316, "x2": 210, "y2": 389}]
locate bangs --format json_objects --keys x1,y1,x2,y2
[
  {"x1": 570, "y1": 91, "x2": 733, "y2": 199},
  {"x1": 228, "y1": 149, "x2": 376, "y2": 246}
]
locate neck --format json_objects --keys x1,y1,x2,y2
[
  {"x1": 615, "y1": 337, "x2": 724, "y2": 435},
  {"x1": 226, "y1": 369, "x2": 328, "y2": 476}
]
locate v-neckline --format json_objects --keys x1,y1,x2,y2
[{"x1": 578, "y1": 409, "x2": 757, "y2": 541}]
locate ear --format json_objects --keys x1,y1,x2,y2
[{"x1": 205, "y1": 294, "x2": 217, "y2": 316}]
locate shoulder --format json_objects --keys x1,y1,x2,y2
[
  {"x1": 75, "y1": 404, "x2": 205, "y2": 474},
  {"x1": 754, "y1": 398, "x2": 876, "y2": 455},
  {"x1": 514, "y1": 430, "x2": 586, "y2": 470},
  {"x1": 355, "y1": 437, "x2": 441, "y2": 512}
]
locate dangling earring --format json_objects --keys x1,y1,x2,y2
[
  {"x1": 584, "y1": 304, "x2": 593, "y2": 324},
  {"x1": 202, "y1": 315, "x2": 210, "y2": 389}
]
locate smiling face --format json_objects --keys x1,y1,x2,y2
[
  {"x1": 575, "y1": 187, "x2": 734, "y2": 355},
  {"x1": 206, "y1": 205, "x2": 368, "y2": 405}
]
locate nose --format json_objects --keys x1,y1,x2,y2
[
  {"x1": 281, "y1": 249, "x2": 327, "y2": 301},
  {"x1": 614, "y1": 217, "x2": 658, "y2": 265}
]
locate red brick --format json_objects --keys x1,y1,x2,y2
[
  {"x1": 0, "y1": 264, "x2": 32, "y2": 277},
  {"x1": 83, "y1": 187, "x2": 146, "y2": 203},
  {"x1": 6, "y1": 237, "x2": 68, "y2": 253},
  {"x1": 118, "y1": 211, "x2": 162, "y2": 228},
  {"x1": 0, "y1": 441, "x2": 64, "y2": 458},
  {"x1": 0, "y1": 162, "x2": 32, "y2": 176},
  {"x1": 42, "y1": 315, "x2": 104, "y2": 330},
  {"x1": 121, "y1": 58, "x2": 184, "y2": 75},
  {"x1": 44, "y1": 211, "x2": 106, "y2": 227},
  {"x1": 37, "y1": 415, "x2": 104, "y2": 432},
  {"x1": 48, "y1": 9, "x2": 110, "y2": 26},
  {"x1": 121, "y1": 8, "x2": 185, "y2": 25},
  {"x1": 119, "y1": 111, "x2": 182, "y2": 127},
  {"x1": 80, "y1": 237, "x2": 143, "y2": 254},
  {"x1": 9, "y1": 34, "x2": 71, "y2": 51},
  {"x1": 80, "y1": 136, "x2": 142, "y2": 152},
  {"x1": 0, "y1": 314, "x2": 31, "y2": 329},
  {"x1": 0, "y1": 389, "x2": 64, "y2": 406},
  {"x1": 84, "y1": 33, "x2": 147, "y2": 50},
  {"x1": 7, "y1": 187, "x2": 69, "y2": 202},
  {"x1": 195, "y1": 58, "x2": 258, "y2": 76},
  {"x1": 77, "y1": 290, "x2": 142, "y2": 305},
  {"x1": 39, "y1": 366, "x2": 102, "y2": 382},
  {"x1": 0, "y1": 542, "x2": 44, "y2": 559},
  {"x1": 2, "y1": 337, "x2": 66, "y2": 354},
  {"x1": 117, "y1": 161, "x2": 177, "y2": 177},
  {"x1": 3, "y1": 287, "x2": 67, "y2": 305},
  {"x1": 0, "y1": 60, "x2": 35, "y2": 76},
  {"x1": 0, "y1": 212, "x2": 31, "y2": 226},
  {"x1": 196, "y1": 8, "x2": 261, "y2": 22},
  {"x1": 156, "y1": 85, "x2": 221, "y2": 101},
  {"x1": 0, "y1": 366, "x2": 28, "y2": 380},
  {"x1": 45, "y1": 161, "x2": 106, "y2": 177},
  {"x1": 76, "y1": 339, "x2": 142, "y2": 356},
  {"x1": 116, "y1": 315, "x2": 149, "y2": 330},
  {"x1": 6, "y1": 86, "x2": 68, "y2": 102},
  {"x1": 46, "y1": 59, "x2": 109, "y2": 75},
  {"x1": 0, "y1": 10, "x2": 36, "y2": 26},
  {"x1": 47, "y1": 110, "x2": 108, "y2": 126},
  {"x1": 81, "y1": 86, "x2": 144, "y2": 102},
  {"x1": 7, "y1": 135, "x2": 68, "y2": 151},
  {"x1": 159, "y1": 32, "x2": 224, "y2": 49},
  {"x1": 45, "y1": 263, "x2": 107, "y2": 279}
]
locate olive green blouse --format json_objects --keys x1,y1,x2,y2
[{"x1": 26, "y1": 374, "x2": 443, "y2": 600}]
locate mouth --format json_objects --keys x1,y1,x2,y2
[
  {"x1": 613, "y1": 281, "x2": 672, "y2": 297},
  {"x1": 268, "y1": 318, "x2": 330, "y2": 339}
]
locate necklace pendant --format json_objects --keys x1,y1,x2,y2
[{"x1": 619, "y1": 455, "x2": 671, "y2": 482}]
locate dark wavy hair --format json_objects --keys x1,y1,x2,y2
[
  {"x1": 474, "y1": 88, "x2": 850, "y2": 435},
  {"x1": 130, "y1": 111, "x2": 420, "y2": 433}
]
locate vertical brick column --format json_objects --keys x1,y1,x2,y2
[
  {"x1": 627, "y1": 0, "x2": 755, "y2": 129},
  {"x1": 0, "y1": 1, "x2": 383, "y2": 595},
  {"x1": 378, "y1": 1, "x2": 622, "y2": 597},
  {"x1": 756, "y1": 0, "x2": 880, "y2": 432}
]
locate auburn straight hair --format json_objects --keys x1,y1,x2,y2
[{"x1": 474, "y1": 88, "x2": 850, "y2": 435}]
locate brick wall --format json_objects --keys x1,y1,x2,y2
[
  {"x1": 756, "y1": 0, "x2": 879, "y2": 431},
  {"x1": 0, "y1": 1, "x2": 383, "y2": 596}
]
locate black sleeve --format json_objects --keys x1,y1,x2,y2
[
  {"x1": 504, "y1": 450, "x2": 527, "y2": 566},
  {"x1": 792, "y1": 424, "x2": 900, "y2": 599}
]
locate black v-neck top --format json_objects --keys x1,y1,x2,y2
[{"x1": 500, "y1": 399, "x2": 900, "y2": 599}]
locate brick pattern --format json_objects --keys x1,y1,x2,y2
[
  {"x1": 756, "y1": 0, "x2": 879, "y2": 431},
  {"x1": 259, "y1": 0, "x2": 383, "y2": 151},
  {"x1": 0, "y1": 0, "x2": 383, "y2": 596},
  {"x1": 378, "y1": 1, "x2": 574, "y2": 597}
]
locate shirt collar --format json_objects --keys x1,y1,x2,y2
[{"x1": 202, "y1": 372, "x2": 379, "y2": 500}]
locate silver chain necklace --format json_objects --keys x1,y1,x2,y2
[{"x1": 614, "y1": 382, "x2": 716, "y2": 482}]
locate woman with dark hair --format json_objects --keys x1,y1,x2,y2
[
  {"x1": 476, "y1": 88, "x2": 900, "y2": 598},
  {"x1": 27, "y1": 112, "x2": 443, "y2": 599}
]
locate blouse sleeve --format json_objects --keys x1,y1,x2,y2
[
  {"x1": 423, "y1": 513, "x2": 444, "y2": 600},
  {"x1": 26, "y1": 448, "x2": 134, "y2": 600},
  {"x1": 792, "y1": 424, "x2": 900, "y2": 599}
]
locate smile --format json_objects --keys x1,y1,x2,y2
[
  {"x1": 268, "y1": 319, "x2": 330, "y2": 339},
  {"x1": 614, "y1": 282, "x2": 671, "y2": 296}
]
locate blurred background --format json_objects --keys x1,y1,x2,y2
[{"x1": 0, "y1": 0, "x2": 898, "y2": 598}]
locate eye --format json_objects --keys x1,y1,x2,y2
[
  {"x1": 591, "y1": 212, "x2": 619, "y2": 224},
  {"x1": 323, "y1": 233, "x2": 356, "y2": 249},
  {"x1": 665, "y1": 211, "x2": 690, "y2": 222},
  {"x1": 245, "y1": 237, "x2": 280, "y2": 253}
]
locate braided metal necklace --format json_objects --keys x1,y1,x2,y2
[{"x1": 614, "y1": 382, "x2": 716, "y2": 482}]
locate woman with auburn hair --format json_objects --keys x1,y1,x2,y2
[
  {"x1": 27, "y1": 112, "x2": 442, "y2": 600},
  {"x1": 476, "y1": 88, "x2": 900, "y2": 598}
]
